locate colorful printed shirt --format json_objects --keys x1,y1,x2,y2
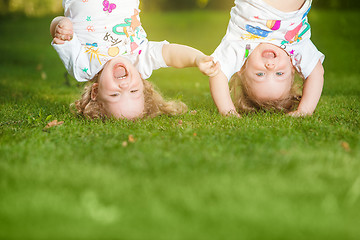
[
  {"x1": 212, "y1": 0, "x2": 325, "y2": 80},
  {"x1": 52, "y1": 0, "x2": 168, "y2": 82}
]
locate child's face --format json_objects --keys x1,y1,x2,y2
[
  {"x1": 96, "y1": 56, "x2": 145, "y2": 119},
  {"x1": 242, "y1": 43, "x2": 294, "y2": 101}
]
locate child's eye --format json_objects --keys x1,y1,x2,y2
[
  {"x1": 276, "y1": 72, "x2": 284, "y2": 76},
  {"x1": 256, "y1": 73, "x2": 265, "y2": 77},
  {"x1": 111, "y1": 93, "x2": 120, "y2": 97},
  {"x1": 130, "y1": 90, "x2": 138, "y2": 93}
]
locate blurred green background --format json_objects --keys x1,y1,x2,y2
[{"x1": 1, "y1": 0, "x2": 360, "y2": 17}]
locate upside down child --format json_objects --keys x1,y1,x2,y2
[
  {"x1": 50, "y1": 0, "x2": 218, "y2": 119},
  {"x1": 208, "y1": 0, "x2": 324, "y2": 117}
]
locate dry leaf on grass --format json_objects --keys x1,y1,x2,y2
[
  {"x1": 44, "y1": 120, "x2": 64, "y2": 129},
  {"x1": 341, "y1": 141, "x2": 351, "y2": 152},
  {"x1": 128, "y1": 135, "x2": 136, "y2": 143}
]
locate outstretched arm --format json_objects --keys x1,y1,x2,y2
[
  {"x1": 209, "y1": 71, "x2": 239, "y2": 117},
  {"x1": 289, "y1": 60, "x2": 324, "y2": 116},
  {"x1": 50, "y1": 16, "x2": 73, "y2": 44},
  {"x1": 162, "y1": 44, "x2": 237, "y2": 116},
  {"x1": 162, "y1": 44, "x2": 220, "y2": 76}
]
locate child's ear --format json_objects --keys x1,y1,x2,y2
[{"x1": 91, "y1": 83, "x2": 99, "y2": 100}]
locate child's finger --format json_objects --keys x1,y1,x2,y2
[
  {"x1": 203, "y1": 55, "x2": 213, "y2": 62},
  {"x1": 60, "y1": 29, "x2": 73, "y2": 35},
  {"x1": 225, "y1": 109, "x2": 241, "y2": 118},
  {"x1": 57, "y1": 22, "x2": 73, "y2": 32},
  {"x1": 56, "y1": 27, "x2": 73, "y2": 35},
  {"x1": 207, "y1": 68, "x2": 220, "y2": 77},
  {"x1": 55, "y1": 32, "x2": 72, "y2": 41},
  {"x1": 59, "y1": 28, "x2": 73, "y2": 34},
  {"x1": 198, "y1": 55, "x2": 213, "y2": 64},
  {"x1": 211, "y1": 61, "x2": 220, "y2": 71},
  {"x1": 53, "y1": 38, "x2": 65, "y2": 44},
  {"x1": 58, "y1": 20, "x2": 73, "y2": 29},
  {"x1": 288, "y1": 110, "x2": 306, "y2": 117},
  {"x1": 211, "y1": 63, "x2": 221, "y2": 76}
]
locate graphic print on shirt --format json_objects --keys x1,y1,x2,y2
[
  {"x1": 111, "y1": 9, "x2": 146, "y2": 54},
  {"x1": 281, "y1": 6, "x2": 311, "y2": 47},
  {"x1": 103, "y1": 0, "x2": 116, "y2": 13},
  {"x1": 245, "y1": 25, "x2": 271, "y2": 38},
  {"x1": 281, "y1": 19, "x2": 310, "y2": 46},
  {"x1": 243, "y1": 3, "x2": 311, "y2": 46},
  {"x1": 266, "y1": 20, "x2": 281, "y2": 30},
  {"x1": 103, "y1": 32, "x2": 123, "y2": 46},
  {"x1": 85, "y1": 46, "x2": 107, "y2": 65}
]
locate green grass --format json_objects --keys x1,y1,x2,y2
[{"x1": 1, "y1": 10, "x2": 360, "y2": 240}]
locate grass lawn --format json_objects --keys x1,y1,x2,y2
[{"x1": 1, "y1": 9, "x2": 360, "y2": 240}]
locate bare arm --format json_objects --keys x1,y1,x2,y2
[
  {"x1": 262, "y1": 0, "x2": 306, "y2": 12},
  {"x1": 209, "y1": 71, "x2": 239, "y2": 116},
  {"x1": 162, "y1": 44, "x2": 203, "y2": 68},
  {"x1": 289, "y1": 60, "x2": 324, "y2": 116},
  {"x1": 162, "y1": 44, "x2": 237, "y2": 115},
  {"x1": 162, "y1": 44, "x2": 220, "y2": 77},
  {"x1": 50, "y1": 16, "x2": 73, "y2": 44}
]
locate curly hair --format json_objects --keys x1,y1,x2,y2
[
  {"x1": 229, "y1": 66, "x2": 303, "y2": 114},
  {"x1": 72, "y1": 75, "x2": 188, "y2": 120}
]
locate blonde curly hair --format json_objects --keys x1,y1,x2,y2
[
  {"x1": 72, "y1": 75, "x2": 188, "y2": 120},
  {"x1": 229, "y1": 65, "x2": 302, "y2": 114}
]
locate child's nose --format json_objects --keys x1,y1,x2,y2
[
  {"x1": 265, "y1": 62, "x2": 275, "y2": 69},
  {"x1": 119, "y1": 81, "x2": 129, "y2": 89}
]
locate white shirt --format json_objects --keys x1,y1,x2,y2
[
  {"x1": 212, "y1": 0, "x2": 324, "y2": 80},
  {"x1": 52, "y1": 0, "x2": 168, "y2": 82}
]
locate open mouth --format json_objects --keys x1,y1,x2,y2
[
  {"x1": 262, "y1": 50, "x2": 277, "y2": 59},
  {"x1": 113, "y1": 64, "x2": 128, "y2": 80}
]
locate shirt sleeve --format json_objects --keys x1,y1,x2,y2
[
  {"x1": 293, "y1": 39, "x2": 325, "y2": 79},
  {"x1": 137, "y1": 40, "x2": 169, "y2": 80},
  {"x1": 211, "y1": 39, "x2": 245, "y2": 81},
  {"x1": 63, "y1": 0, "x2": 71, "y2": 9},
  {"x1": 52, "y1": 33, "x2": 93, "y2": 82}
]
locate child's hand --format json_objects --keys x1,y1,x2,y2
[
  {"x1": 288, "y1": 110, "x2": 311, "y2": 117},
  {"x1": 290, "y1": 61, "x2": 324, "y2": 118},
  {"x1": 196, "y1": 56, "x2": 220, "y2": 77},
  {"x1": 53, "y1": 18, "x2": 73, "y2": 44},
  {"x1": 226, "y1": 109, "x2": 241, "y2": 118}
]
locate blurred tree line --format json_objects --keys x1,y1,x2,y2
[
  {"x1": 1, "y1": 0, "x2": 359, "y2": 16},
  {"x1": 0, "y1": 0, "x2": 62, "y2": 16}
]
